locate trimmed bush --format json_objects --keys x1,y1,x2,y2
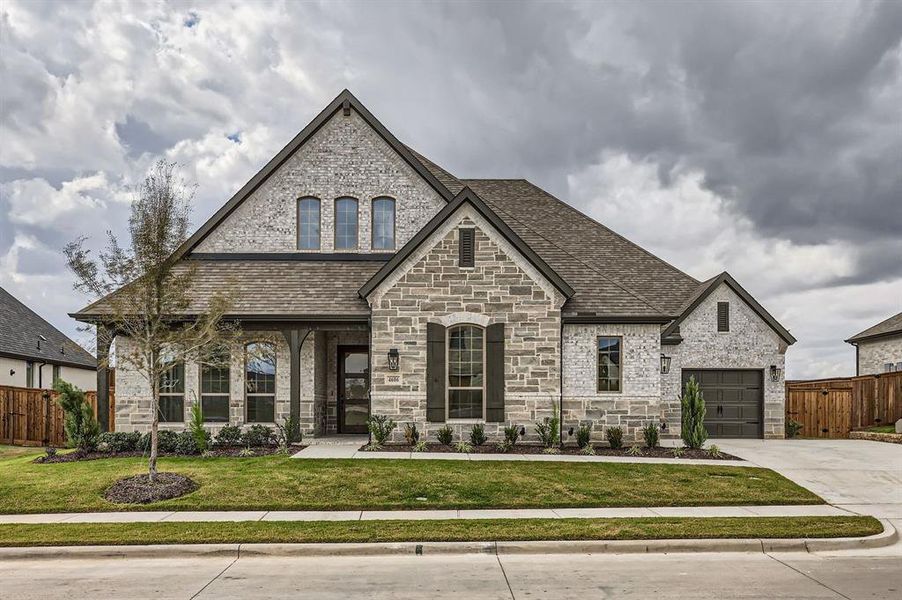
[
  {"x1": 436, "y1": 425, "x2": 454, "y2": 446},
  {"x1": 681, "y1": 375, "x2": 708, "y2": 449},
  {"x1": 53, "y1": 380, "x2": 99, "y2": 452},
  {"x1": 98, "y1": 432, "x2": 141, "y2": 453},
  {"x1": 175, "y1": 430, "x2": 201, "y2": 455},
  {"x1": 534, "y1": 413, "x2": 560, "y2": 448},
  {"x1": 276, "y1": 416, "x2": 301, "y2": 447},
  {"x1": 469, "y1": 423, "x2": 487, "y2": 447},
  {"x1": 605, "y1": 426, "x2": 623, "y2": 449},
  {"x1": 503, "y1": 424, "x2": 521, "y2": 446},
  {"x1": 139, "y1": 430, "x2": 179, "y2": 453},
  {"x1": 575, "y1": 424, "x2": 592, "y2": 449},
  {"x1": 367, "y1": 415, "x2": 397, "y2": 446},
  {"x1": 215, "y1": 425, "x2": 242, "y2": 447},
  {"x1": 642, "y1": 423, "x2": 660, "y2": 449},
  {"x1": 241, "y1": 424, "x2": 276, "y2": 448}
]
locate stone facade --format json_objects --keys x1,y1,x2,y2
[
  {"x1": 562, "y1": 324, "x2": 662, "y2": 443},
  {"x1": 660, "y1": 283, "x2": 789, "y2": 439},
  {"x1": 367, "y1": 205, "x2": 565, "y2": 442},
  {"x1": 857, "y1": 336, "x2": 902, "y2": 375},
  {"x1": 195, "y1": 109, "x2": 445, "y2": 254}
]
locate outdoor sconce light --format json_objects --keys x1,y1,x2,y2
[
  {"x1": 8, "y1": 369, "x2": 14, "y2": 376},
  {"x1": 769, "y1": 365, "x2": 780, "y2": 382},
  {"x1": 519, "y1": 426, "x2": 526, "y2": 437},
  {"x1": 387, "y1": 348, "x2": 400, "y2": 371},
  {"x1": 660, "y1": 354, "x2": 671, "y2": 374},
  {"x1": 568, "y1": 427, "x2": 574, "y2": 437}
]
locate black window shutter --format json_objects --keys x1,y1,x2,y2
[
  {"x1": 485, "y1": 323, "x2": 505, "y2": 422},
  {"x1": 717, "y1": 302, "x2": 730, "y2": 332},
  {"x1": 426, "y1": 322, "x2": 446, "y2": 422},
  {"x1": 459, "y1": 228, "x2": 475, "y2": 267}
]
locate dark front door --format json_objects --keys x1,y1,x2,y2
[
  {"x1": 682, "y1": 369, "x2": 764, "y2": 439},
  {"x1": 338, "y1": 346, "x2": 369, "y2": 434}
]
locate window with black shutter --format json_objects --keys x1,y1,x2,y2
[
  {"x1": 459, "y1": 228, "x2": 475, "y2": 267},
  {"x1": 717, "y1": 302, "x2": 730, "y2": 332}
]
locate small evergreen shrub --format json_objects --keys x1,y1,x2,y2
[
  {"x1": 580, "y1": 444, "x2": 596, "y2": 456},
  {"x1": 241, "y1": 424, "x2": 276, "y2": 447},
  {"x1": 215, "y1": 425, "x2": 242, "y2": 447},
  {"x1": 238, "y1": 447, "x2": 256, "y2": 457},
  {"x1": 367, "y1": 415, "x2": 397, "y2": 446},
  {"x1": 98, "y1": 432, "x2": 141, "y2": 453},
  {"x1": 534, "y1": 414, "x2": 560, "y2": 448},
  {"x1": 436, "y1": 425, "x2": 454, "y2": 446},
  {"x1": 188, "y1": 403, "x2": 208, "y2": 453},
  {"x1": 503, "y1": 424, "x2": 521, "y2": 446},
  {"x1": 413, "y1": 440, "x2": 428, "y2": 452},
  {"x1": 139, "y1": 430, "x2": 179, "y2": 453},
  {"x1": 454, "y1": 440, "x2": 473, "y2": 453},
  {"x1": 605, "y1": 426, "x2": 624, "y2": 449},
  {"x1": 575, "y1": 424, "x2": 592, "y2": 449},
  {"x1": 680, "y1": 376, "x2": 708, "y2": 449},
  {"x1": 276, "y1": 416, "x2": 301, "y2": 448},
  {"x1": 404, "y1": 422, "x2": 420, "y2": 445},
  {"x1": 672, "y1": 446, "x2": 685, "y2": 458},
  {"x1": 642, "y1": 423, "x2": 660, "y2": 449},
  {"x1": 175, "y1": 430, "x2": 201, "y2": 455},
  {"x1": 54, "y1": 380, "x2": 99, "y2": 452},
  {"x1": 708, "y1": 444, "x2": 723, "y2": 458},
  {"x1": 469, "y1": 423, "x2": 487, "y2": 447},
  {"x1": 785, "y1": 419, "x2": 803, "y2": 438},
  {"x1": 626, "y1": 445, "x2": 643, "y2": 456},
  {"x1": 495, "y1": 440, "x2": 513, "y2": 453}
]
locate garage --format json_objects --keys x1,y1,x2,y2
[{"x1": 681, "y1": 369, "x2": 763, "y2": 439}]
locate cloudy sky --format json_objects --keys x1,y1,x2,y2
[{"x1": 1, "y1": 0, "x2": 900, "y2": 378}]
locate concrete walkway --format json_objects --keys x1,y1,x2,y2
[{"x1": 0, "y1": 504, "x2": 854, "y2": 525}]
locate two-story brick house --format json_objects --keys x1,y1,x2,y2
[{"x1": 73, "y1": 90, "x2": 796, "y2": 442}]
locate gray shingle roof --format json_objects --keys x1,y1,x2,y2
[
  {"x1": 1, "y1": 286, "x2": 96, "y2": 368},
  {"x1": 846, "y1": 311, "x2": 902, "y2": 343}
]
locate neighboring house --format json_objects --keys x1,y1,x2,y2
[
  {"x1": 1, "y1": 286, "x2": 97, "y2": 391},
  {"x1": 846, "y1": 311, "x2": 902, "y2": 375},
  {"x1": 73, "y1": 90, "x2": 795, "y2": 441}
]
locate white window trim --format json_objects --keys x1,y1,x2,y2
[{"x1": 446, "y1": 324, "x2": 487, "y2": 421}]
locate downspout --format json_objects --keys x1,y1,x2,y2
[
  {"x1": 559, "y1": 316, "x2": 564, "y2": 448},
  {"x1": 36, "y1": 361, "x2": 47, "y2": 389},
  {"x1": 368, "y1": 315, "x2": 373, "y2": 446},
  {"x1": 855, "y1": 344, "x2": 859, "y2": 377}
]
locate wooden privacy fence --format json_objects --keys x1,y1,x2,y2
[
  {"x1": 0, "y1": 385, "x2": 115, "y2": 447},
  {"x1": 785, "y1": 371, "x2": 902, "y2": 438}
]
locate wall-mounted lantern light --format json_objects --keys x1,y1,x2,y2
[
  {"x1": 660, "y1": 354, "x2": 671, "y2": 374},
  {"x1": 769, "y1": 365, "x2": 781, "y2": 382},
  {"x1": 8, "y1": 369, "x2": 15, "y2": 376},
  {"x1": 387, "y1": 348, "x2": 400, "y2": 371}
]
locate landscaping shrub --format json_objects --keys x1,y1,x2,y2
[
  {"x1": 680, "y1": 376, "x2": 708, "y2": 449},
  {"x1": 575, "y1": 424, "x2": 592, "y2": 449},
  {"x1": 139, "y1": 430, "x2": 179, "y2": 453},
  {"x1": 642, "y1": 423, "x2": 660, "y2": 448},
  {"x1": 367, "y1": 415, "x2": 397, "y2": 446},
  {"x1": 241, "y1": 424, "x2": 276, "y2": 448},
  {"x1": 672, "y1": 446, "x2": 685, "y2": 458},
  {"x1": 708, "y1": 444, "x2": 723, "y2": 459},
  {"x1": 98, "y1": 431, "x2": 141, "y2": 453},
  {"x1": 534, "y1": 410, "x2": 560, "y2": 448},
  {"x1": 626, "y1": 445, "x2": 643, "y2": 456},
  {"x1": 188, "y1": 403, "x2": 208, "y2": 453},
  {"x1": 785, "y1": 419, "x2": 803, "y2": 438},
  {"x1": 495, "y1": 440, "x2": 512, "y2": 453},
  {"x1": 276, "y1": 416, "x2": 301, "y2": 448},
  {"x1": 403, "y1": 422, "x2": 420, "y2": 445},
  {"x1": 469, "y1": 423, "x2": 487, "y2": 447},
  {"x1": 413, "y1": 440, "x2": 428, "y2": 452},
  {"x1": 436, "y1": 425, "x2": 454, "y2": 446},
  {"x1": 454, "y1": 440, "x2": 473, "y2": 453},
  {"x1": 503, "y1": 424, "x2": 521, "y2": 446},
  {"x1": 175, "y1": 430, "x2": 201, "y2": 455},
  {"x1": 215, "y1": 425, "x2": 242, "y2": 447},
  {"x1": 605, "y1": 426, "x2": 623, "y2": 449},
  {"x1": 53, "y1": 380, "x2": 100, "y2": 452}
]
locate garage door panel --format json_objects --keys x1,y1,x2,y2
[{"x1": 682, "y1": 369, "x2": 763, "y2": 439}]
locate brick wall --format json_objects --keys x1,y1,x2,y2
[{"x1": 857, "y1": 336, "x2": 902, "y2": 375}]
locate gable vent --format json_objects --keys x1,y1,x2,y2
[
  {"x1": 459, "y1": 228, "x2": 475, "y2": 268},
  {"x1": 717, "y1": 302, "x2": 730, "y2": 332}
]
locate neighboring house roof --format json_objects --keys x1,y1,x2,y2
[
  {"x1": 359, "y1": 187, "x2": 575, "y2": 300},
  {"x1": 660, "y1": 272, "x2": 797, "y2": 345},
  {"x1": 0, "y1": 286, "x2": 97, "y2": 369},
  {"x1": 846, "y1": 311, "x2": 902, "y2": 344}
]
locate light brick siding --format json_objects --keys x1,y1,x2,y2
[
  {"x1": 660, "y1": 283, "x2": 789, "y2": 439},
  {"x1": 195, "y1": 109, "x2": 445, "y2": 254},
  {"x1": 857, "y1": 336, "x2": 902, "y2": 375},
  {"x1": 368, "y1": 206, "x2": 564, "y2": 442},
  {"x1": 562, "y1": 324, "x2": 662, "y2": 443}
]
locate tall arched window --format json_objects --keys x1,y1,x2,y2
[
  {"x1": 297, "y1": 197, "x2": 321, "y2": 250},
  {"x1": 245, "y1": 342, "x2": 276, "y2": 423},
  {"x1": 447, "y1": 325, "x2": 485, "y2": 419},
  {"x1": 200, "y1": 346, "x2": 231, "y2": 423},
  {"x1": 372, "y1": 197, "x2": 396, "y2": 250},
  {"x1": 334, "y1": 197, "x2": 358, "y2": 250}
]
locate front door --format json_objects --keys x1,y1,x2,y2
[{"x1": 338, "y1": 346, "x2": 369, "y2": 434}]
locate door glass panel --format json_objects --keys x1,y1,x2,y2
[
  {"x1": 345, "y1": 377, "x2": 368, "y2": 400},
  {"x1": 344, "y1": 352, "x2": 368, "y2": 374},
  {"x1": 344, "y1": 404, "x2": 369, "y2": 429}
]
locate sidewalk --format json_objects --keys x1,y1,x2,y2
[{"x1": 0, "y1": 504, "x2": 855, "y2": 525}]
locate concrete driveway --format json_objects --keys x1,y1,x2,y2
[{"x1": 716, "y1": 439, "x2": 902, "y2": 520}]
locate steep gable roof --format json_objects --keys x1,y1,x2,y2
[
  {"x1": 846, "y1": 311, "x2": 902, "y2": 344},
  {"x1": 1, "y1": 286, "x2": 96, "y2": 369}
]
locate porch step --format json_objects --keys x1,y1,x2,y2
[{"x1": 304, "y1": 435, "x2": 368, "y2": 447}]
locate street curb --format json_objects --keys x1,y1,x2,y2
[{"x1": 0, "y1": 520, "x2": 894, "y2": 560}]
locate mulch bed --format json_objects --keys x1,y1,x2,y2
[
  {"x1": 32, "y1": 445, "x2": 301, "y2": 464},
  {"x1": 103, "y1": 472, "x2": 198, "y2": 504},
  {"x1": 361, "y1": 443, "x2": 741, "y2": 460}
]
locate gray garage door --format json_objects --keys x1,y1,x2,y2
[{"x1": 681, "y1": 369, "x2": 763, "y2": 439}]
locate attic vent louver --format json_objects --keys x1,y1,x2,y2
[
  {"x1": 342, "y1": 99, "x2": 351, "y2": 116},
  {"x1": 459, "y1": 228, "x2": 475, "y2": 267}
]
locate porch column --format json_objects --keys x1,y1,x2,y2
[
  {"x1": 281, "y1": 328, "x2": 309, "y2": 432},
  {"x1": 95, "y1": 323, "x2": 113, "y2": 432}
]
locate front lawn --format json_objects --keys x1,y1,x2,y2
[
  {"x1": 0, "y1": 516, "x2": 880, "y2": 547},
  {"x1": 0, "y1": 452, "x2": 822, "y2": 513},
  {"x1": 865, "y1": 425, "x2": 897, "y2": 434}
]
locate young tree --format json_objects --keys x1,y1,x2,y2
[
  {"x1": 65, "y1": 160, "x2": 238, "y2": 481},
  {"x1": 680, "y1": 375, "x2": 708, "y2": 449}
]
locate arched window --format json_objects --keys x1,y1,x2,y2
[
  {"x1": 245, "y1": 342, "x2": 276, "y2": 423},
  {"x1": 372, "y1": 197, "x2": 396, "y2": 250},
  {"x1": 447, "y1": 325, "x2": 485, "y2": 419},
  {"x1": 334, "y1": 197, "x2": 359, "y2": 250},
  {"x1": 159, "y1": 356, "x2": 185, "y2": 423},
  {"x1": 297, "y1": 197, "x2": 321, "y2": 250},
  {"x1": 200, "y1": 346, "x2": 231, "y2": 423}
]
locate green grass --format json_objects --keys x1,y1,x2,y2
[
  {"x1": 0, "y1": 517, "x2": 880, "y2": 547},
  {"x1": 0, "y1": 451, "x2": 823, "y2": 514},
  {"x1": 865, "y1": 425, "x2": 898, "y2": 434}
]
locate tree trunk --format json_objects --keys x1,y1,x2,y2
[{"x1": 149, "y1": 355, "x2": 159, "y2": 482}]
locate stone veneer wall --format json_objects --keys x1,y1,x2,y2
[
  {"x1": 195, "y1": 109, "x2": 446, "y2": 254},
  {"x1": 368, "y1": 206, "x2": 564, "y2": 442},
  {"x1": 857, "y1": 336, "x2": 902, "y2": 375},
  {"x1": 562, "y1": 324, "x2": 662, "y2": 443},
  {"x1": 660, "y1": 283, "x2": 788, "y2": 439},
  {"x1": 114, "y1": 332, "x2": 294, "y2": 434}
]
